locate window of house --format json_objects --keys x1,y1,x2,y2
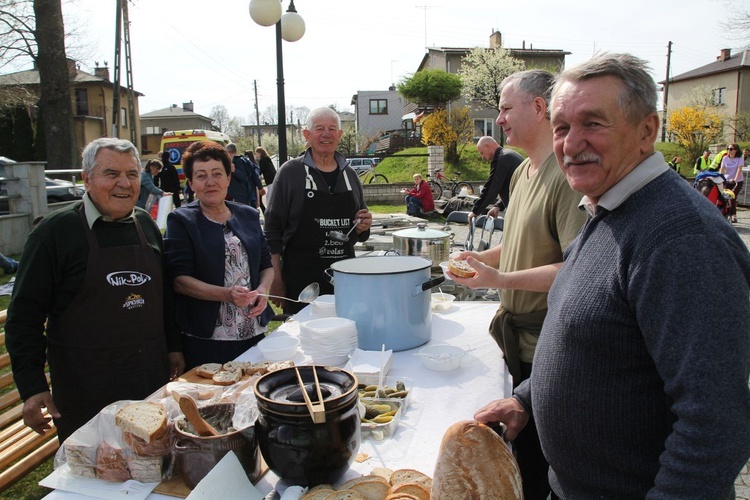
[
  {"x1": 120, "y1": 108, "x2": 127, "y2": 128},
  {"x1": 369, "y1": 99, "x2": 388, "y2": 115},
  {"x1": 474, "y1": 119, "x2": 494, "y2": 139},
  {"x1": 713, "y1": 87, "x2": 726, "y2": 106},
  {"x1": 75, "y1": 89, "x2": 88, "y2": 116},
  {"x1": 145, "y1": 126, "x2": 161, "y2": 135}
]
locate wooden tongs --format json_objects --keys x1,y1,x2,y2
[{"x1": 294, "y1": 366, "x2": 326, "y2": 424}]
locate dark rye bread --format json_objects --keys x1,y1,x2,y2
[{"x1": 431, "y1": 420, "x2": 522, "y2": 499}]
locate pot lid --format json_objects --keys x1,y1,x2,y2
[
  {"x1": 330, "y1": 256, "x2": 431, "y2": 275},
  {"x1": 393, "y1": 224, "x2": 449, "y2": 240},
  {"x1": 254, "y1": 366, "x2": 357, "y2": 409}
]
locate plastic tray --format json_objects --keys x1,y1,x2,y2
[
  {"x1": 356, "y1": 375, "x2": 412, "y2": 410},
  {"x1": 359, "y1": 398, "x2": 403, "y2": 441}
]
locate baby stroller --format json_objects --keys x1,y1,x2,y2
[{"x1": 693, "y1": 171, "x2": 733, "y2": 220}]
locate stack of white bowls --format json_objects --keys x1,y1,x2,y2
[
  {"x1": 310, "y1": 295, "x2": 336, "y2": 318},
  {"x1": 299, "y1": 317, "x2": 358, "y2": 366}
]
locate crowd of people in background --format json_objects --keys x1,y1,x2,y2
[{"x1": 2, "y1": 56, "x2": 749, "y2": 498}]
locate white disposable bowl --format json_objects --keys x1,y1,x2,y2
[
  {"x1": 431, "y1": 292, "x2": 455, "y2": 311},
  {"x1": 257, "y1": 335, "x2": 300, "y2": 361},
  {"x1": 417, "y1": 344, "x2": 466, "y2": 371}
]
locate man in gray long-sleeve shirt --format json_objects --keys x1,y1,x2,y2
[{"x1": 474, "y1": 53, "x2": 750, "y2": 498}]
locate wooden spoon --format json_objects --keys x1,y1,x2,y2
[{"x1": 179, "y1": 395, "x2": 220, "y2": 437}]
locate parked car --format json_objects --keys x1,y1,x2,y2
[
  {"x1": 0, "y1": 157, "x2": 85, "y2": 212},
  {"x1": 346, "y1": 157, "x2": 380, "y2": 174},
  {"x1": 45, "y1": 177, "x2": 85, "y2": 203}
]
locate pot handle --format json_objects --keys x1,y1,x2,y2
[
  {"x1": 324, "y1": 268, "x2": 334, "y2": 285},
  {"x1": 413, "y1": 276, "x2": 445, "y2": 296},
  {"x1": 174, "y1": 439, "x2": 201, "y2": 454}
]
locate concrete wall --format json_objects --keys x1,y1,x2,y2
[{"x1": 0, "y1": 162, "x2": 78, "y2": 255}]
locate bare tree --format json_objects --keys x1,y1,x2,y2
[
  {"x1": 0, "y1": 0, "x2": 77, "y2": 166},
  {"x1": 720, "y1": 0, "x2": 750, "y2": 44},
  {"x1": 209, "y1": 105, "x2": 230, "y2": 133}
]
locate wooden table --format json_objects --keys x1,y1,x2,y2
[{"x1": 44, "y1": 301, "x2": 511, "y2": 499}]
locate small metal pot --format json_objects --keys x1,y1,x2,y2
[{"x1": 392, "y1": 223, "x2": 451, "y2": 266}]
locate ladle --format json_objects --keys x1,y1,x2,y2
[
  {"x1": 265, "y1": 282, "x2": 320, "y2": 304},
  {"x1": 329, "y1": 218, "x2": 362, "y2": 242},
  {"x1": 179, "y1": 395, "x2": 220, "y2": 437}
]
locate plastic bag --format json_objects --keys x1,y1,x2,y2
[{"x1": 54, "y1": 379, "x2": 260, "y2": 484}]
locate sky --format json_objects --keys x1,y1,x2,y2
[{"x1": 20, "y1": 0, "x2": 746, "y2": 125}]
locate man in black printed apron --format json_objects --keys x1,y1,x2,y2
[
  {"x1": 264, "y1": 107, "x2": 373, "y2": 314},
  {"x1": 6, "y1": 138, "x2": 184, "y2": 443}
]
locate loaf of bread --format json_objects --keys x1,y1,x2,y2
[
  {"x1": 431, "y1": 420, "x2": 521, "y2": 499},
  {"x1": 95, "y1": 442, "x2": 130, "y2": 482},
  {"x1": 448, "y1": 259, "x2": 477, "y2": 278},
  {"x1": 115, "y1": 402, "x2": 167, "y2": 444}
]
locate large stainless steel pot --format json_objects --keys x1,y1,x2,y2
[
  {"x1": 392, "y1": 224, "x2": 451, "y2": 266},
  {"x1": 327, "y1": 256, "x2": 444, "y2": 351}
]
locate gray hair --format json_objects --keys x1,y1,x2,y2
[
  {"x1": 501, "y1": 69, "x2": 555, "y2": 108},
  {"x1": 81, "y1": 138, "x2": 140, "y2": 176},
  {"x1": 226, "y1": 143, "x2": 238, "y2": 153},
  {"x1": 551, "y1": 53, "x2": 657, "y2": 124},
  {"x1": 305, "y1": 107, "x2": 341, "y2": 131}
]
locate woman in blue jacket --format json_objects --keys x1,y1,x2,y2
[{"x1": 164, "y1": 141, "x2": 274, "y2": 369}]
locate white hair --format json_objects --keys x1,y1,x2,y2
[
  {"x1": 81, "y1": 138, "x2": 140, "y2": 176},
  {"x1": 305, "y1": 107, "x2": 341, "y2": 130}
]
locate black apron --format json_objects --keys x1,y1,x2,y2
[
  {"x1": 282, "y1": 166, "x2": 356, "y2": 314},
  {"x1": 47, "y1": 208, "x2": 168, "y2": 442}
]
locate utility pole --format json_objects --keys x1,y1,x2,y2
[
  {"x1": 112, "y1": 0, "x2": 137, "y2": 145},
  {"x1": 662, "y1": 41, "x2": 672, "y2": 143},
  {"x1": 254, "y1": 80, "x2": 261, "y2": 146}
]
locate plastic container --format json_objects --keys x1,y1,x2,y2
[
  {"x1": 357, "y1": 375, "x2": 412, "y2": 410},
  {"x1": 431, "y1": 292, "x2": 455, "y2": 311},
  {"x1": 416, "y1": 344, "x2": 466, "y2": 371},
  {"x1": 257, "y1": 335, "x2": 300, "y2": 361},
  {"x1": 359, "y1": 399, "x2": 403, "y2": 441}
]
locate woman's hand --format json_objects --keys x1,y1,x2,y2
[
  {"x1": 244, "y1": 290, "x2": 268, "y2": 318},
  {"x1": 227, "y1": 285, "x2": 256, "y2": 309}
]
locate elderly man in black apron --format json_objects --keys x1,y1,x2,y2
[
  {"x1": 6, "y1": 138, "x2": 184, "y2": 443},
  {"x1": 264, "y1": 107, "x2": 373, "y2": 314}
]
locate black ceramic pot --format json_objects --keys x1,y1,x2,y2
[
  {"x1": 173, "y1": 402, "x2": 260, "y2": 489},
  {"x1": 253, "y1": 366, "x2": 360, "y2": 486}
]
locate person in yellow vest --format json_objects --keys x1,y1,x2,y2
[
  {"x1": 693, "y1": 150, "x2": 711, "y2": 175},
  {"x1": 710, "y1": 147, "x2": 727, "y2": 171}
]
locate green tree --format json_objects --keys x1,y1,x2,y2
[
  {"x1": 727, "y1": 112, "x2": 750, "y2": 142},
  {"x1": 421, "y1": 107, "x2": 473, "y2": 165},
  {"x1": 458, "y1": 46, "x2": 525, "y2": 111},
  {"x1": 397, "y1": 69, "x2": 462, "y2": 107}
]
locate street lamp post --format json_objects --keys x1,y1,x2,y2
[{"x1": 249, "y1": 0, "x2": 305, "y2": 165}]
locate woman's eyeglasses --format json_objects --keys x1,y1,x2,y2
[{"x1": 727, "y1": 148, "x2": 736, "y2": 151}]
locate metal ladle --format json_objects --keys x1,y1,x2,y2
[
  {"x1": 329, "y1": 219, "x2": 362, "y2": 242},
  {"x1": 265, "y1": 282, "x2": 320, "y2": 304}
]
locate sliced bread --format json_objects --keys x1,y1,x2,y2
[
  {"x1": 390, "y1": 469, "x2": 432, "y2": 490},
  {"x1": 213, "y1": 368, "x2": 242, "y2": 386},
  {"x1": 391, "y1": 484, "x2": 429, "y2": 500},
  {"x1": 115, "y1": 402, "x2": 167, "y2": 444},
  {"x1": 195, "y1": 363, "x2": 223, "y2": 379},
  {"x1": 339, "y1": 475, "x2": 390, "y2": 490},
  {"x1": 347, "y1": 480, "x2": 392, "y2": 500}
]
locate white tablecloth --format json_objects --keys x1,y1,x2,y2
[{"x1": 44, "y1": 301, "x2": 510, "y2": 499}]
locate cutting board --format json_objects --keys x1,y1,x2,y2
[
  {"x1": 153, "y1": 457, "x2": 269, "y2": 498},
  {"x1": 177, "y1": 366, "x2": 254, "y2": 386}
]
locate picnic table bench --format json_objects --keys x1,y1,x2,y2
[{"x1": 0, "y1": 309, "x2": 59, "y2": 493}]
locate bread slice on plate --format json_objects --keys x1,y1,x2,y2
[
  {"x1": 323, "y1": 491, "x2": 365, "y2": 500},
  {"x1": 115, "y1": 402, "x2": 167, "y2": 444},
  {"x1": 195, "y1": 363, "x2": 222, "y2": 379},
  {"x1": 370, "y1": 467, "x2": 394, "y2": 483},
  {"x1": 222, "y1": 361, "x2": 244, "y2": 373},
  {"x1": 300, "y1": 487, "x2": 335, "y2": 500}
]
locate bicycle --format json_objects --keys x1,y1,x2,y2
[
  {"x1": 355, "y1": 164, "x2": 389, "y2": 184},
  {"x1": 428, "y1": 169, "x2": 474, "y2": 199}
]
